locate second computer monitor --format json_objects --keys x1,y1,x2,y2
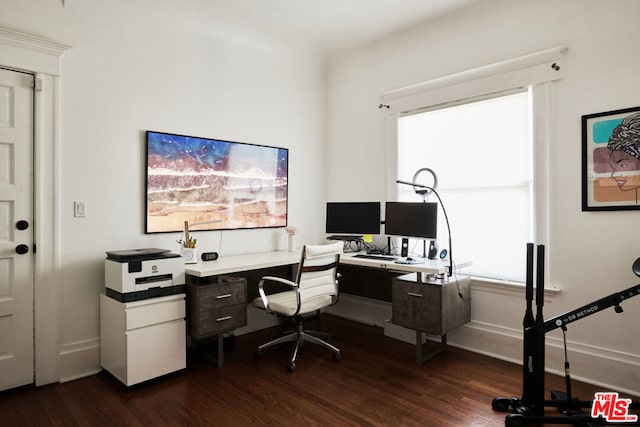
[{"x1": 384, "y1": 202, "x2": 437, "y2": 240}]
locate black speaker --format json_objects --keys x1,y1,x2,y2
[
  {"x1": 400, "y1": 238, "x2": 409, "y2": 257},
  {"x1": 201, "y1": 252, "x2": 219, "y2": 261},
  {"x1": 428, "y1": 240, "x2": 439, "y2": 260}
]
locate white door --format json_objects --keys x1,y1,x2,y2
[{"x1": 0, "y1": 68, "x2": 34, "y2": 390}]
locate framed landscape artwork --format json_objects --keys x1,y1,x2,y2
[{"x1": 145, "y1": 131, "x2": 289, "y2": 233}]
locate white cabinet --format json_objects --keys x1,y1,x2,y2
[{"x1": 100, "y1": 293, "x2": 186, "y2": 386}]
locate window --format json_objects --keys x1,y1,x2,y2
[
  {"x1": 382, "y1": 47, "x2": 565, "y2": 284},
  {"x1": 397, "y1": 91, "x2": 531, "y2": 281}
]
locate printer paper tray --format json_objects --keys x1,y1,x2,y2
[{"x1": 106, "y1": 284, "x2": 186, "y2": 303}]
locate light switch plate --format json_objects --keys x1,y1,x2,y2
[{"x1": 74, "y1": 201, "x2": 86, "y2": 218}]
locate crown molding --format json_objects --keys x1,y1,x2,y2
[{"x1": 0, "y1": 26, "x2": 70, "y2": 57}]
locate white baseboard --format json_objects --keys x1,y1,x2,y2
[
  {"x1": 383, "y1": 320, "x2": 432, "y2": 344},
  {"x1": 69, "y1": 296, "x2": 639, "y2": 397},
  {"x1": 58, "y1": 338, "x2": 101, "y2": 383},
  {"x1": 327, "y1": 294, "x2": 640, "y2": 397},
  {"x1": 324, "y1": 293, "x2": 392, "y2": 327},
  {"x1": 448, "y1": 321, "x2": 640, "y2": 398},
  {"x1": 235, "y1": 304, "x2": 281, "y2": 336}
]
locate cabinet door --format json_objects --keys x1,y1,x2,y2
[
  {"x1": 126, "y1": 319, "x2": 186, "y2": 386},
  {"x1": 392, "y1": 280, "x2": 443, "y2": 334}
]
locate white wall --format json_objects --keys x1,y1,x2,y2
[
  {"x1": 327, "y1": 0, "x2": 640, "y2": 395},
  {"x1": 1, "y1": 0, "x2": 327, "y2": 381}
]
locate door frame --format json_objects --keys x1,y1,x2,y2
[{"x1": 0, "y1": 26, "x2": 70, "y2": 386}]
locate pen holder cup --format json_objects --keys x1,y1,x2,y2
[{"x1": 181, "y1": 247, "x2": 198, "y2": 264}]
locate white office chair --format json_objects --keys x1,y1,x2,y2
[{"x1": 254, "y1": 242, "x2": 343, "y2": 372}]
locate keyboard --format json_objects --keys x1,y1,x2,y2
[{"x1": 353, "y1": 254, "x2": 397, "y2": 261}]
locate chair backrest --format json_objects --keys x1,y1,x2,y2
[{"x1": 295, "y1": 242, "x2": 343, "y2": 304}]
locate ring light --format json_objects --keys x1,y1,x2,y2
[{"x1": 412, "y1": 167, "x2": 438, "y2": 198}]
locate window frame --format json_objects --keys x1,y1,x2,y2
[
  {"x1": 397, "y1": 89, "x2": 533, "y2": 281},
  {"x1": 381, "y1": 46, "x2": 565, "y2": 287}
]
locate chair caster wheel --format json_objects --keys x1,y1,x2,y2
[
  {"x1": 492, "y1": 397, "x2": 511, "y2": 412},
  {"x1": 287, "y1": 362, "x2": 296, "y2": 372},
  {"x1": 505, "y1": 414, "x2": 525, "y2": 427},
  {"x1": 254, "y1": 350, "x2": 262, "y2": 358},
  {"x1": 332, "y1": 353, "x2": 341, "y2": 362}
]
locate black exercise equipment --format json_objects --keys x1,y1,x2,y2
[{"x1": 492, "y1": 243, "x2": 640, "y2": 426}]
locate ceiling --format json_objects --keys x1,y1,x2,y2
[{"x1": 226, "y1": 0, "x2": 481, "y2": 52}]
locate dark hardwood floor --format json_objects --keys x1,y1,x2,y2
[{"x1": 1, "y1": 315, "x2": 638, "y2": 426}]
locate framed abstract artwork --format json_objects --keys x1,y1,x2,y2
[
  {"x1": 582, "y1": 106, "x2": 640, "y2": 211},
  {"x1": 145, "y1": 131, "x2": 289, "y2": 233}
]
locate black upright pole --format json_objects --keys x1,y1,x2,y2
[
  {"x1": 521, "y1": 243, "x2": 536, "y2": 405},
  {"x1": 532, "y1": 244, "x2": 546, "y2": 415}
]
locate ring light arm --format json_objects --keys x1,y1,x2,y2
[{"x1": 396, "y1": 178, "x2": 453, "y2": 277}]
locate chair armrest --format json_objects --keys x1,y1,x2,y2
[
  {"x1": 332, "y1": 273, "x2": 341, "y2": 306},
  {"x1": 260, "y1": 276, "x2": 296, "y2": 288},
  {"x1": 258, "y1": 276, "x2": 297, "y2": 314}
]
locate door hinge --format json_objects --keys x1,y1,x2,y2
[{"x1": 34, "y1": 78, "x2": 43, "y2": 92}]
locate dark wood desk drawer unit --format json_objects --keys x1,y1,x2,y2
[
  {"x1": 190, "y1": 281, "x2": 246, "y2": 337},
  {"x1": 392, "y1": 273, "x2": 470, "y2": 364},
  {"x1": 187, "y1": 277, "x2": 247, "y2": 366}
]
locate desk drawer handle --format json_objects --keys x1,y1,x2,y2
[
  {"x1": 216, "y1": 294, "x2": 232, "y2": 299},
  {"x1": 216, "y1": 315, "x2": 232, "y2": 322},
  {"x1": 407, "y1": 292, "x2": 423, "y2": 298}
]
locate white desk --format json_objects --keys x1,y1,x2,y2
[
  {"x1": 342, "y1": 253, "x2": 445, "y2": 275},
  {"x1": 185, "y1": 251, "x2": 301, "y2": 277},
  {"x1": 186, "y1": 250, "x2": 468, "y2": 278},
  {"x1": 340, "y1": 253, "x2": 470, "y2": 277}
]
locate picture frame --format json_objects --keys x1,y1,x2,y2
[
  {"x1": 145, "y1": 131, "x2": 289, "y2": 233},
  {"x1": 582, "y1": 106, "x2": 640, "y2": 211}
]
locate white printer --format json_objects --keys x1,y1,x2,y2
[{"x1": 105, "y1": 248, "x2": 186, "y2": 302}]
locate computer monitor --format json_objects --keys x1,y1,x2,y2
[
  {"x1": 325, "y1": 202, "x2": 381, "y2": 236},
  {"x1": 384, "y1": 202, "x2": 437, "y2": 240}
]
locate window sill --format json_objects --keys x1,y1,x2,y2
[{"x1": 468, "y1": 276, "x2": 561, "y2": 297}]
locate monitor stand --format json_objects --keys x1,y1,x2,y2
[{"x1": 327, "y1": 235, "x2": 363, "y2": 242}]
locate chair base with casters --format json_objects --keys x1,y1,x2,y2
[
  {"x1": 253, "y1": 242, "x2": 343, "y2": 372},
  {"x1": 255, "y1": 313, "x2": 341, "y2": 372}
]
